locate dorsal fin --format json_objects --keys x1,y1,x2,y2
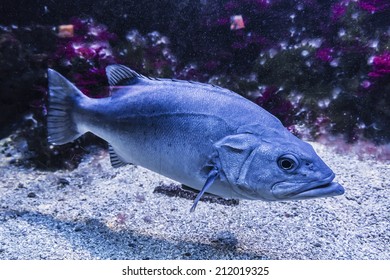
[
  {"x1": 105, "y1": 64, "x2": 142, "y2": 86},
  {"x1": 108, "y1": 144, "x2": 128, "y2": 168}
]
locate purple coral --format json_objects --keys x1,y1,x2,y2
[
  {"x1": 331, "y1": 3, "x2": 347, "y2": 21},
  {"x1": 368, "y1": 52, "x2": 390, "y2": 78},
  {"x1": 315, "y1": 48, "x2": 334, "y2": 63},
  {"x1": 255, "y1": 86, "x2": 295, "y2": 127},
  {"x1": 70, "y1": 17, "x2": 117, "y2": 42},
  {"x1": 53, "y1": 18, "x2": 117, "y2": 98},
  {"x1": 358, "y1": 0, "x2": 390, "y2": 12}
]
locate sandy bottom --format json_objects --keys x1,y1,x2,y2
[{"x1": 0, "y1": 137, "x2": 389, "y2": 260}]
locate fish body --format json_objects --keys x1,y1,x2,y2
[{"x1": 47, "y1": 65, "x2": 344, "y2": 211}]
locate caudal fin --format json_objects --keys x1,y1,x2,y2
[{"x1": 47, "y1": 69, "x2": 85, "y2": 145}]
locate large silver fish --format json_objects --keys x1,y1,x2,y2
[{"x1": 47, "y1": 65, "x2": 344, "y2": 211}]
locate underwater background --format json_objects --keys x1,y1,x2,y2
[{"x1": 1, "y1": 0, "x2": 390, "y2": 169}]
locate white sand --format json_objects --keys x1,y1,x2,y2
[{"x1": 0, "y1": 137, "x2": 389, "y2": 260}]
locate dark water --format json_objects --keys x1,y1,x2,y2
[{"x1": 1, "y1": 0, "x2": 389, "y2": 167}]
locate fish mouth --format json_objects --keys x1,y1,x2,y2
[{"x1": 272, "y1": 173, "x2": 345, "y2": 200}]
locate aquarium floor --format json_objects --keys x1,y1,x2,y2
[{"x1": 0, "y1": 138, "x2": 389, "y2": 260}]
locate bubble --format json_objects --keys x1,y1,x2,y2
[
  {"x1": 289, "y1": 27, "x2": 296, "y2": 37},
  {"x1": 259, "y1": 58, "x2": 266, "y2": 65},
  {"x1": 307, "y1": 38, "x2": 323, "y2": 48},
  {"x1": 358, "y1": 122, "x2": 366, "y2": 129},
  {"x1": 332, "y1": 87, "x2": 341, "y2": 99},
  {"x1": 279, "y1": 41, "x2": 288, "y2": 50},
  {"x1": 157, "y1": 36, "x2": 170, "y2": 45},
  {"x1": 361, "y1": 80, "x2": 371, "y2": 89},
  {"x1": 119, "y1": 49, "x2": 128, "y2": 56},
  {"x1": 268, "y1": 48, "x2": 278, "y2": 58},
  {"x1": 126, "y1": 30, "x2": 137, "y2": 42},
  {"x1": 301, "y1": 50, "x2": 309, "y2": 57},
  {"x1": 290, "y1": 91, "x2": 303, "y2": 106},
  {"x1": 369, "y1": 39, "x2": 379, "y2": 49},
  {"x1": 330, "y1": 58, "x2": 340, "y2": 67},
  {"x1": 318, "y1": 99, "x2": 330, "y2": 108}
]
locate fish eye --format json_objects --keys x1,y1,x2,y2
[{"x1": 277, "y1": 155, "x2": 299, "y2": 171}]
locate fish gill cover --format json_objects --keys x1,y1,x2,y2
[{"x1": 0, "y1": 0, "x2": 389, "y2": 169}]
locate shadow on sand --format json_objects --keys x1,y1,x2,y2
[{"x1": 2, "y1": 210, "x2": 266, "y2": 260}]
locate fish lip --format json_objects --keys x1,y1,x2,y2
[{"x1": 272, "y1": 173, "x2": 345, "y2": 200}]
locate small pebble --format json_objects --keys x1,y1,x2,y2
[
  {"x1": 74, "y1": 224, "x2": 84, "y2": 232},
  {"x1": 27, "y1": 192, "x2": 36, "y2": 198},
  {"x1": 211, "y1": 231, "x2": 238, "y2": 248},
  {"x1": 58, "y1": 178, "x2": 70, "y2": 185}
]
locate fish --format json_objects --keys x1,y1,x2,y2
[{"x1": 47, "y1": 64, "x2": 345, "y2": 212}]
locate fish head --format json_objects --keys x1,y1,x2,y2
[
  {"x1": 269, "y1": 138, "x2": 345, "y2": 201},
  {"x1": 216, "y1": 129, "x2": 344, "y2": 201}
]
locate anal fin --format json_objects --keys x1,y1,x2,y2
[{"x1": 108, "y1": 144, "x2": 128, "y2": 168}]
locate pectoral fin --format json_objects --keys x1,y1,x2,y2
[{"x1": 190, "y1": 167, "x2": 219, "y2": 213}]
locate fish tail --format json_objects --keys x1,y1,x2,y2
[{"x1": 47, "y1": 69, "x2": 87, "y2": 145}]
